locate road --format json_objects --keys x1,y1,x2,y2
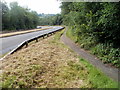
[{"x1": 0, "y1": 26, "x2": 63, "y2": 56}]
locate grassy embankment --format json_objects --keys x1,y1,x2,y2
[
  {"x1": 0, "y1": 29, "x2": 118, "y2": 88},
  {"x1": 66, "y1": 27, "x2": 120, "y2": 68}
]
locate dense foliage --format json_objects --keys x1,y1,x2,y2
[
  {"x1": 1, "y1": 1, "x2": 62, "y2": 30},
  {"x1": 2, "y1": 1, "x2": 39, "y2": 30},
  {"x1": 61, "y1": 2, "x2": 120, "y2": 67}
]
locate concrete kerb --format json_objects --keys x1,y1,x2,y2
[{"x1": 0, "y1": 27, "x2": 65, "y2": 61}]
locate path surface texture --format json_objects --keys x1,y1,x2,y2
[{"x1": 61, "y1": 30, "x2": 118, "y2": 82}]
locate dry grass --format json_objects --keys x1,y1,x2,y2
[
  {"x1": 0, "y1": 32, "x2": 92, "y2": 88},
  {"x1": 0, "y1": 27, "x2": 51, "y2": 38}
]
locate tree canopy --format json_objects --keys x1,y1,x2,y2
[
  {"x1": 60, "y1": 2, "x2": 120, "y2": 67},
  {"x1": 2, "y1": 1, "x2": 39, "y2": 30},
  {"x1": 61, "y1": 2, "x2": 120, "y2": 47}
]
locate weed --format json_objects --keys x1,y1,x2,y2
[{"x1": 2, "y1": 75, "x2": 16, "y2": 88}]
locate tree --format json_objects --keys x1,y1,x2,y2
[
  {"x1": 38, "y1": 14, "x2": 62, "y2": 26},
  {"x1": 2, "y1": 1, "x2": 39, "y2": 30},
  {"x1": 60, "y1": 2, "x2": 120, "y2": 47},
  {"x1": 2, "y1": 1, "x2": 10, "y2": 30}
]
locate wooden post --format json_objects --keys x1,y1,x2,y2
[
  {"x1": 43, "y1": 35, "x2": 44, "y2": 39},
  {"x1": 25, "y1": 42, "x2": 28, "y2": 47},
  {"x1": 36, "y1": 38, "x2": 38, "y2": 42},
  {"x1": 47, "y1": 34, "x2": 49, "y2": 37}
]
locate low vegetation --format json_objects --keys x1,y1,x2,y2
[
  {"x1": 66, "y1": 27, "x2": 120, "y2": 68},
  {"x1": 0, "y1": 30, "x2": 118, "y2": 88},
  {"x1": 61, "y1": 2, "x2": 120, "y2": 68}
]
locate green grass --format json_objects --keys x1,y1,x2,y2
[
  {"x1": 66, "y1": 27, "x2": 118, "y2": 88},
  {"x1": 66, "y1": 26, "x2": 120, "y2": 68},
  {"x1": 61, "y1": 28, "x2": 118, "y2": 88},
  {"x1": 1, "y1": 64, "x2": 43, "y2": 88},
  {"x1": 0, "y1": 29, "x2": 118, "y2": 88},
  {"x1": 49, "y1": 29, "x2": 68, "y2": 49},
  {"x1": 52, "y1": 60, "x2": 92, "y2": 88},
  {"x1": 66, "y1": 27, "x2": 78, "y2": 43},
  {"x1": 79, "y1": 58, "x2": 118, "y2": 88}
]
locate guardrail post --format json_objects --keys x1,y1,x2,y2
[
  {"x1": 47, "y1": 34, "x2": 49, "y2": 37},
  {"x1": 36, "y1": 38, "x2": 38, "y2": 42},
  {"x1": 43, "y1": 35, "x2": 45, "y2": 39},
  {"x1": 25, "y1": 41, "x2": 28, "y2": 47}
]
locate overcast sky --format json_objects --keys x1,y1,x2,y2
[{"x1": 4, "y1": 0, "x2": 61, "y2": 14}]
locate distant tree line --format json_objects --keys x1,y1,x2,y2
[
  {"x1": 38, "y1": 14, "x2": 63, "y2": 26},
  {"x1": 38, "y1": 13, "x2": 56, "y2": 17},
  {"x1": 2, "y1": 1, "x2": 39, "y2": 30}
]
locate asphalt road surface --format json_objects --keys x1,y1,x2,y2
[{"x1": 0, "y1": 26, "x2": 63, "y2": 56}]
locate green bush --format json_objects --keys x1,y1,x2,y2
[
  {"x1": 62, "y1": 2, "x2": 120, "y2": 68},
  {"x1": 67, "y1": 27, "x2": 120, "y2": 68},
  {"x1": 91, "y1": 43, "x2": 120, "y2": 67}
]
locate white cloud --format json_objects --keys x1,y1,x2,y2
[{"x1": 4, "y1": 0, "x2": 61, "y2": 14}]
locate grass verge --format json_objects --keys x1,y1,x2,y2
[
  {"x1": 66, "y1": 26, "x2": 120, "y2": 68},
  {"x1": 79, "y1": 58, "x2": 118, "y2": 88},
  {"x1": 0, "y1": 29, "x2": 118, "y2": 88}
]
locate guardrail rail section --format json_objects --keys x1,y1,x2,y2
[{"x1": 0, "y1": 27, "x2": 65, "y2": 60}]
